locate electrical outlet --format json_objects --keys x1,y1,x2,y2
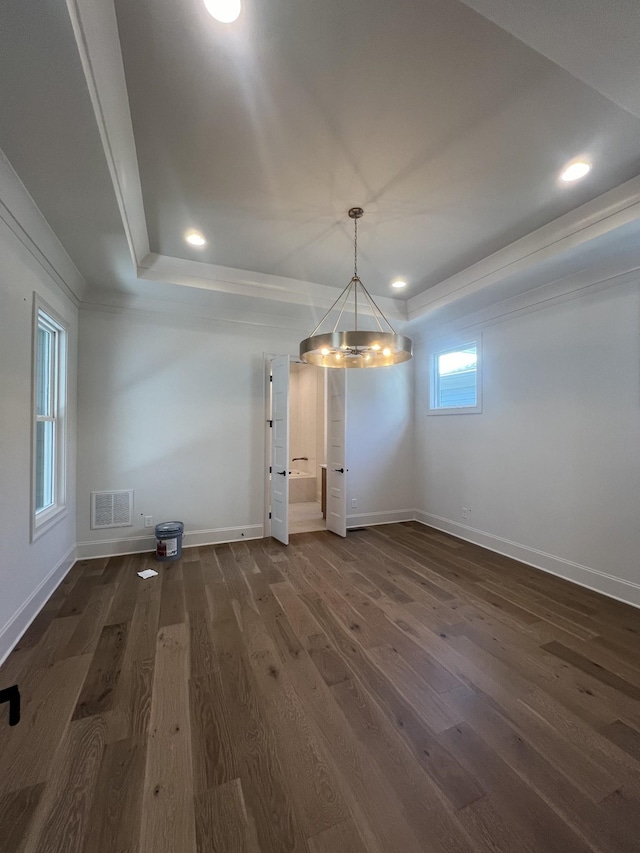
[
  {"x1": 351, "y1": 498, "x2": 358, "y2": 508},
  {"x1": 462, "y1": 507, "x2": 469, "y2": 519},
  {"x1": 144, "y1": 516, "x2": 153, "y2": 528}
]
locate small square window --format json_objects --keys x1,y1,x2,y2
[{"x1": 429, "y1": 338, "x2": 482, "y2": 414}]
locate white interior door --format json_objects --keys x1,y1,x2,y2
[
  {"x1": 270, "y1": 355, "x2": 290, "y2": 544},
  {"x1": 326, "y1": 370, "x2": 347, "y2": 537}
]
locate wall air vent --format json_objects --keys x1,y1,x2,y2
[{"x1": 91, "y1": 490, "x2": 134, "y2": 529}]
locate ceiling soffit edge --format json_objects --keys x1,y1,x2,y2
[
  {"x1": 66, "y1": 0, "x2": 149, "y2": 267},
  {"x1": 407, "y1": 174, "x2": 640, "y2": 321},
  {"x1": 138, "y1": 253, "x2": 408, "y2": 322}
]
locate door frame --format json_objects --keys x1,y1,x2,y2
[
  {"x1": 263, "y1": 352, "x2": 277, "y2": 539},
  {"x1": 269, "y1": 354, "x2": 291, "y2": 544},
  {"x1": 265, "y1": 354, "x2": 337, "y2": 540},
  {"x1": 325, "y1": 368, "x2": 348, "y2": 537}
]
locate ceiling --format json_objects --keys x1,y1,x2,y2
[{"x1": 1, "y1": 0, "x2": 640, "y2": 328}]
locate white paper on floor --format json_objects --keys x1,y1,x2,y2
[{"x1": 137, "y1": 569, "x2": 159, "y2": 579}]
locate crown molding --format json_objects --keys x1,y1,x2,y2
[
  {"x1": 79, "y1": 286, "x2": 317, "y2": 334},
  {"x1": 0, "y1": 149, "x2": 87, "y2": 306},
  {"x1": 408, "y1": 175, "x2": 640, "y2": 321},
  {"x1": 410, "y1": 262, "x2": 640, "y2": 345}
]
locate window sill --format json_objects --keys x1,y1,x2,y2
[
  {"x1": 428, "y1": 405, "x2": 483, "y2": 416},
  {"x1": 32, "y1": 505, "x2": 68, "y2": 543}
]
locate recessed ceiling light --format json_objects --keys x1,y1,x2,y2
[
  {"x1": 185, "y1": 230, "x2": 206, "y2": 247},
  {"x1": 391, "y1": 279, "x2": 407, "y2": 289},
  {"x1": 204, "y1": 0, "x2": 241, "y2": 23},
  {"x1": 560, "y1": 160, "x2": 591, "y2": 183}
]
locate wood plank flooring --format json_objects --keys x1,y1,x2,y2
[{"x1": 1, "y1": 522, "x2": 640, "y2": 852}]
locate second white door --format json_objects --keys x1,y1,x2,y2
[
  {"x1": 326, "y1": 369, "x2": 347, "y2": 538},
  {"x1": 270, "y1": 354, "x2": 290, "y2": 544}
]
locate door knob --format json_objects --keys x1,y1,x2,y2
[
  {"x1": 333, "y1": 467, "x2": 345, "y2": 473},
  {"x1": 277, "y1": 470, "x2": 286, "y2": 476}
]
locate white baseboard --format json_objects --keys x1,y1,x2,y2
[
  {"x1": 75, "y1": 524, "x2": 265, "y2": 560},
  {"x1": 415, "y1": 510, "x2": 640, "y2": 610},
  {"x1": 347, "y1": 509, "x2": 416, "y2": 529},
  {"x1": 0, "y1": 544, "x2": 76, "y2": 667}
]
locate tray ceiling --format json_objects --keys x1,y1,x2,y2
[{"x1": 1, "y1": 0, "x2": 639, "y2": 324}]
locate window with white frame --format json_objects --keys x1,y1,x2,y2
[
  {"x1": 429, "y1": 338, "x2": 482, "y2": 414},
  {"x1": 33, "y1": 298, "x2": 67, "y2": 537}
]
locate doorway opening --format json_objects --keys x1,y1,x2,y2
[
  {"x1": 268, "y1": 354, "x2": 346, "y2": 544},
  {"x1": 288, "y1": 361, "x2": 326, "y2": 534}
]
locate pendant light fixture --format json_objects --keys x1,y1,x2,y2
[{"x1": 300, "y1": 208, "x2": 412, "y2": 368}]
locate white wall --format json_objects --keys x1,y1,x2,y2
[
  {"x1": 347, "y1": 360, "x2": 415, "y2": 526},
  {"x1": 76, "y1": 308, "x2": 306, "y2": 556},
  {"x1": 77, "y1": 308, "x2": 416, "y2": 555},
  {"x1": 0, "y1": 211, "x2": 78, "y2": 663},
  {"x1": 414, "y1": 281, "x2": 640, "y2": 607}
]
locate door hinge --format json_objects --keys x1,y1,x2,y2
[
  {"x1": 269, "y1": 375, "x2": 273, "y2": 382},
  {"x1": 268, "y1": 420, "x2": 273, "y2": 427},
  {"x1": 269, "y1": 512, "x2": 272, "y2": 519},
  {"x1": 269, "y1": 466, "x2": 272, "y2": 474}
]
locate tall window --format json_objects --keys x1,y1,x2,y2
[
  {"x1": 429, "y1": 338, "x2": 482, "y2": 414},
  {"x1": 33, "y1": 299, "x2": 67, "y2": 537}
]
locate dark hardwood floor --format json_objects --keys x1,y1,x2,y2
[{"x1": 1, "y1": 522, "x2": 640, "y2": 852}]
